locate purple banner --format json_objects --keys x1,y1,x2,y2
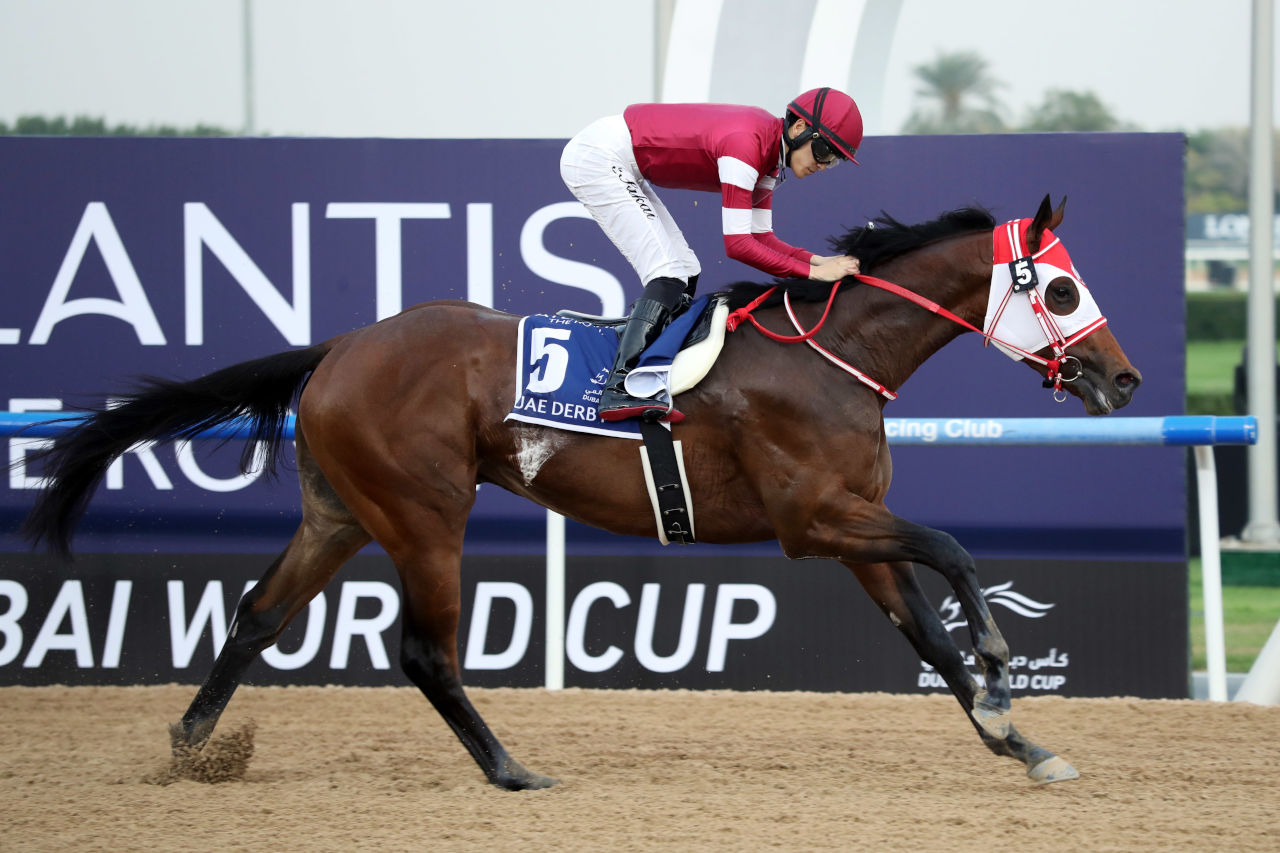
[{"x1": 1, "y1": 134, "x2": 1185, "y2": 558}]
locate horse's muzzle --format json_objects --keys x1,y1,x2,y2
[
  {"x1": 1110, "y1": 366, "x2": 1142, "y2": 406},
  {"x1": 1080, "y1": 365, "x2": 1142, "y2": 414}
]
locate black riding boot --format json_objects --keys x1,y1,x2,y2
[{"x1": 598, "y1": 278, "x2": 686, "y2": 422}]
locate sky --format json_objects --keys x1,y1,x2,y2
[
  {"x1": 883, "y1": 0, "x2": 1262, "y2": 134},
  {"x1": 0, "y1": 0, "x2": 1272, "y2": 137}
]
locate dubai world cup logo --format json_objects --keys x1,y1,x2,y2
[{"x1": 937, "y1": 581, "x2": 1055, "y2": 632}]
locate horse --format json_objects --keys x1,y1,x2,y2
[{"x1": 21, "y1": 195, "x2": 1141, "y2": 791}]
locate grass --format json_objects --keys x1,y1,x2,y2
[
  {"x1": 1188, "y1": 557, "x2": 1280, "y2": 672},
  {"x1": 1186, "y1": 340, "x2": 1248, "y2": 395},
  {"x1": 1185, "y1": 338, "x2": 1280, "y2": 413}
]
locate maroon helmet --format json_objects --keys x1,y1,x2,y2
[{"x1": 786, "y1": 87, "x2": 862, "y2": 164}]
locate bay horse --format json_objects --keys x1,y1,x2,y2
[{"x1": 22, "y1": 195, "x2": 1141, "y2": 790}]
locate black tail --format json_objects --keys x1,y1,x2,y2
[{"x1": 21, "y1": 343, "x2": 331, "y2": 558}]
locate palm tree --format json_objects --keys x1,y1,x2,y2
[
  {"x1": 903, "y1": 51, "x2": 1006, "y2": 134},
  {"x1": 1022, "y1": 89, "x2": 1132, "y2": 132}
]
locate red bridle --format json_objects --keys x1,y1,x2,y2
[{"x1": 724, "y1": 223, "x2": 1105, "y2": 402}]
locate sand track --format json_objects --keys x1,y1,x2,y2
[{"x1": 2, "y1": 685, "x2": 1277, "y2": 851}]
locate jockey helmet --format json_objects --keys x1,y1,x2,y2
[{"x1": 785, "y1": 87, "x2": 862, "y2": 164}]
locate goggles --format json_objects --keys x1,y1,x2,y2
[{"x1": 810, "y1": 134, "x2": 846, "y2": 167}]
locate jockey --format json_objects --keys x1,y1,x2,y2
[{"x1": 561, "y1": 86, "x2": 864, "y2": 423}]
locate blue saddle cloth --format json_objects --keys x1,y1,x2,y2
[{"x1": 505, "y1": 296, "x2": 711, "y2": 438}]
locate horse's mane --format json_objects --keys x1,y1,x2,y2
[{"x1": 719, "y1": 206, "x2": 996, "y2": 309}]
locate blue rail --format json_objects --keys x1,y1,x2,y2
[
  {"x1": 0, "y1": 412, "x2": 1259, "y2": 446},
  {"x1": 0, "y1": 411, "x2": 297, "y2": 441},
  {"x1": 882, "y1": 415, "x2": 1258, "y2": 446}
]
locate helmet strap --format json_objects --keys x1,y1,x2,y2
[{"x1": 782, "y1": 119, "x2": 816, "y2": 168}]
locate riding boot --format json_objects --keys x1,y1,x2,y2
[
  {"x1": 677, "y1": 273, "x2": 700, "y2": 316},
  {"x1": 598, "y1": 278, "x2": 685, "y2": 423}
]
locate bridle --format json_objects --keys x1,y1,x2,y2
[{"x1": 724, "y1": 220, "x2": 1108, "y2": 403}]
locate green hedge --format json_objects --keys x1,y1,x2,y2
[
  {"x1": 1187, "y1": 391, "x2": 1236, "y2": 415},
  {"x1": 1187, "y1": 292, "x2": 1280, "y2": 340}
]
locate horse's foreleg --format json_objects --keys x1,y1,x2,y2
[
  {"x1": 910, "y1": 533, "x2": 1018, "y2": 738},
  {"x1": 783, "y1": 499, "x2": 1074, "y2": 782},
  {"x1": 845, "y1": 560, "x2": 979, "y2": 702},
  {"x1": 787, "y1": 503, "x2": 1015, "y2": 716},
  {"x1": 845, "y1": 560, "x2": 1078, "y2": 783},
  {"x1": 394, "y1": 543, "x2": 556, "y2": 791},
  {"x1": 869, "y1": 516, "x2": 1015, "y2": 731}
]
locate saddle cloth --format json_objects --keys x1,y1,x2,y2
[{"x1": 505, "y1": 295, "x2": 728, "y2": 437}]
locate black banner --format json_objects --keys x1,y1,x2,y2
[{"x1": 0, "y1": 552, "x2": 1187, "y2": 698}]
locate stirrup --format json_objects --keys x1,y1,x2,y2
[{"x1": 600, "y1": 398, "x2": 685, "y2": 424}]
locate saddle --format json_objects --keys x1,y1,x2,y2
[{"x1": 556, "y1": 295, "x2": 730, "y2": 396}]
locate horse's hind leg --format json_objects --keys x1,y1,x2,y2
[
  {"x1": 171, "y1": 439, "x2": 371, "y2": 750},
  {"x1": 394, "y1": 532, "x2": 556, "y2": 791},
  {"x1": 845, "y1": 560, "x2": 1078, "y2": 784}
]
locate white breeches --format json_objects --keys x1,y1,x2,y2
[{"x1": 560, "y1": 115, "x2": 701, "y2": 286}]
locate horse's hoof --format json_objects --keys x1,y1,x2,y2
[
  {"x1": 168, "y1": 721, "x2": 190, "y2": 753},
  {"x1": 500, "y1": 771, "x2": 558, "y2": 791},
  {"x1": 1027, "y1": 755, "x2": 1079, "y2": 785},
  {"x1": 168, "y1": 719, "x2": 214, "y2": 754},
  {"x1": 492, "y1": 756, "x2": 558, "y2": 791}
]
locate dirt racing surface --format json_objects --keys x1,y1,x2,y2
[{"x1": 2, "y1": 685, "x2": 1277, "y2": 851}]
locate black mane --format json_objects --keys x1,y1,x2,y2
[
  {"x1": 719, "y1": 206, "x2": 995, "y2": 309},
  {"x1": 836, "y1": 206, "x2": 995, "y2": 270}
]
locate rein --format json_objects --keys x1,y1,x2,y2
[
  {"x1": 725, "y1": 271, "x2": 1083, "y2": 403},
  {"x1": 724, "y1": 280, "x2": 845, "y2": 343},
  {"x1": 726, "y1": 278, "x2": 897, "y2": 399},
  {"x1": 856, "y1": 273, "x2": 1085, "y2": 399}
]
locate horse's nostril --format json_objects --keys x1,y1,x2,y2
[{"x1": 1115, "y1": 371, "x2": 1141, "y2": 391}]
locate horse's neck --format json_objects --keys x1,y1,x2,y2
[{"x1": 838, "y1": 233, "x2": 991, "y2": 395}]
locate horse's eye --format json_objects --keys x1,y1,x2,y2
[{"x1": 1053, "y1": 285, "x2": 1072, "y2": 300}]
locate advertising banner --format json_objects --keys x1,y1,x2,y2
[{"x1": 0, "y1": 552, "x2": 1186, "y2": 697}]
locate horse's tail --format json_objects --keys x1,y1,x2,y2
[{"x1": 21, "y1": 342, "x2": 333, "y2": 558}]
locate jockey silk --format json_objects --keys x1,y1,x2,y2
[
  {"x1": 560, "y1": 105, "x2": 814, "y2": 284},
  {"x1": 623, "y1": 103, "x2": 813, "y2": 279}
]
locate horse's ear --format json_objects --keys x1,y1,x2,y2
[
  {"x1": 1050, "y1": 196, "x2": 1067, "y2": 230},
  {"x1": 1027, "y1": 194, "x2": 1065, "y2": 253}
]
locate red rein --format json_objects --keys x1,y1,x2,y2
[
  {"x1": 724, "y1": 280, "x2": 845, "y2": 342},
  {"x1": 724, "y1": 273, "x2": 1051, "y2": 402}
]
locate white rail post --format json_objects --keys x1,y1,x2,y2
[
  {"x1": 545, "y1": 509, "x2": 566, "y2": 690},
  {"x1": 1194, "y1": 446, "x2": 1228, "y2": 701}
]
